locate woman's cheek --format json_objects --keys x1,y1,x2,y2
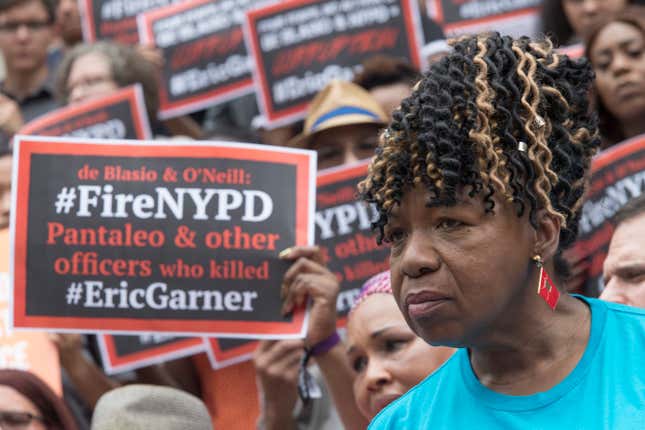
[{"x1": 353, "y1": 376, "x2": 372, "y2": 419}]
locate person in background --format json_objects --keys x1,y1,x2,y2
[
  {"x1": 0, "y1": 369, "x2": 78, "y2": 430},
  {"x1": 600, "y1": 194, "x2": 645, "y2": 307},
  {"x1": 541, "y1": 0, "x2": 630, "y2": 45},
  {"x1": 54, "y1": 0, "x2": 82, "y2": 50},
  {"x1": 54, "y1": 41, "x2": 202, "y2": 139},
  {"x1": 0, "y1": 0, "x2": 59, "y2": 149},
  {"x1": 252, "y1": 80, "x2": 391, "y2": 430},
  {"x1": 352, "y1": 56, "x2": 421, "y2": 120},
  {"x1": 287, "y1": 269, "x2": 454, "y2": 421},
  {"x1": 91, "y1": 385, "x2": 212, "y2": 430},
  {"x1": 288, "y1": 80, "x2": 387, "y2": 170},
  {"x1": 586, "y1": 7, "x2": 645, "y2": 146}
]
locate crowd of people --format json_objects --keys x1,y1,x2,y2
[{"x1": 0, "y1": 0, "x2": 644, "y2": 429}]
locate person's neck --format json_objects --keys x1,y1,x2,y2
[
  {"x1": 621, "y1": 118, "x2": 645, "y2": 140},
  {"x1": 468, "y1": 293, "x2": 590, "y2": 396},
  {"x1": 3, "y1": 66, "x2": 48, "y2": 100}
]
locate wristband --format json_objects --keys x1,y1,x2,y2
[{"x1": 309, "y1": 331, "x2": 340, "y2": 357}]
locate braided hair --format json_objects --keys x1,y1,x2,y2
[{"x1": 359, "y1": 33, "x2": 600, "y2": 251}]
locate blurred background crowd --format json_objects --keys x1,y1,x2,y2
[{"x1": 0, "y1": 0, "x2": 644, "y2": 429}]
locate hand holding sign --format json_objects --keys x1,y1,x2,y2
[{"x1": 280, "y1": 246, "x2": 338, "y2": 348}]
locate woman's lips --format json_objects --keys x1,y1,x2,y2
[{"x1": 405, "y1": 291, "x2": 449, "y2": 318}]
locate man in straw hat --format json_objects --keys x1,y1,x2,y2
[{"x1": 288, "y1": 80, "x2": 389, "y2": 169}]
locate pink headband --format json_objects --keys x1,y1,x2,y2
[{"x1": 349, "y1": 271, "x2": 392, "y2": 315}]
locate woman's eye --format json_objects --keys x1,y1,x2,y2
[
  {"x1": 436, "y1": 219, "x2": 463, "y2": 230},
  {"x1": 384, "y1": 228, "x2": 405, "y2": 244},
  {"x1": 384, "y1": 339, "x2": 407, "y2": 353},
  {"x1": 352, "y1": 356, "x2": 367, "y2": 372},
  {"x1": 628, "y1": 48, "x2": 643, "y2": 58}
]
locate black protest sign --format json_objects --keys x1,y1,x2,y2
[
  {"x1": 79, "y1": 0, "x2": 182, "y2": 44},
  {"x1": 98, "y1": 334, "x2": 205, "y2": 374},
  {"x1": 573, "y1": 135, "x2": 645, "y2": 296},
  {"x1": 138, "y1": 0, "x2": 265, "y2": 119},
  {"x1": 206, "y1": 337, "x2": 257, "y2": 370},
  {"x1": 245, "y1": 0, "x2": 423, "y2": 126},
  {"x1": 316, "y1": 162, "x2": 389, "y2": 323},
  {"x1": 20, "y1": 86, "x2": 152, "y2": 140},
  {"x1": 11, "y1": 137, "x2": 316, "y2": 338},
  {"x1": 427, "y1": 0, "x2": 541, "y2": 37}
]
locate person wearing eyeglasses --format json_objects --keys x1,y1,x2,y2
[
  {"x1": 0, "y1": 0, "x2": 59, "y2": 152},
  {"x1": 0, "y1": 369, "x2": 78, "y2": 430}
]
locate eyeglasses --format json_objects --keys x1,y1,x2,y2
[
  {"x1": 0, "y1": 20, "x2": 51, "y2": 33},
  {"x1": 0, "y1": 411, "x2": 46, "y2": 428}
]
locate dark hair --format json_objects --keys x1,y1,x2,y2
[
  {"x1": 541, "y1": 0, "x2": 575, "y2": 46},
  {"x1": 614, "y1": 194, "x2": 645, "y2": 227},
  {"x1": 55, "y1": 42, "x2": 159, "y2": 121},
  {"x1": 0, "y1": 0, "x2": 56, "y2": 22},
  {"x1": 353, "y1": 55, "x2": 421, "y2": 91},
  {"x1": 359, "y1": 33, "x2": 600, "y2": 252},
  {"x1": 0, "y1": 369, "x2": 78, "y2": 430},
  {"x1": 586, "y1": 7, "x2": 645, "y2": 146}
]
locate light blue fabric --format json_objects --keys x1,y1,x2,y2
[{"x1": 369, "y1": 297, "x2": 645, "y2": 429}]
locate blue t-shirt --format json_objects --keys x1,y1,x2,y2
[{"x1": 369, "y1": 297, "x2": 645, "y2": 429}]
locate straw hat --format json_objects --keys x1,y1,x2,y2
[
  {"x1": 91, "y1": 385, "x2": 213, "y2": 430},
  {"x1": 288, "y1": 80, "x2": 388, "y2": 147}
]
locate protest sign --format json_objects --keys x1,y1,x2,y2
[
  {"x1": 206, "y1": 338, "x2": 256, "y2": 370},
  {"x1": 138, "y1": 0, "x2": 265, "y2": 119},
  {"x1": 245, "y1": 0, "x2": 423, "y2": 126},
  {"x1": 11, "y1": 136, "x2": 316, "y2": 339},
  {"x1": 79, "y1": 0, "x2": 181, "y2": 44},
  {"x1": 98, "y1": 333, "x2": 205, "y2": 374},
  {"x1": 0, "y1": 229, "x2": 62, "y2": 394},
  {"x1": 316, "y1": 161, "x2": 389, "y2": 323},
  {"x1": 20, "y1": 85, "x2": 152, "y2": 140},
  {"x1": 426, "y1": 0, "x2": 541, "y2": 38},
  {"x1": 574, "y1": 135, "x2": 645, "y2": 296}
]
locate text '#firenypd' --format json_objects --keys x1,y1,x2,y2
[{"x1": 53, "y1": 185, "x2": 274, "y2": 222}]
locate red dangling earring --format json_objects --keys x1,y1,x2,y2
[{"x1": 532, "y1": 255, "x2": 560, "y2": 310}]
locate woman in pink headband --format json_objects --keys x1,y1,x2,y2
[{"x1": 345, "y1": 271, "x2": 454, "y2": 420}]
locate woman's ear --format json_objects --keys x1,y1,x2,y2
[{"x1": 532, "y1": 209, "x2": 562, "y2": 260}]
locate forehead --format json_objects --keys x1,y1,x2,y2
[
  {"x1": 309, "y1": 123, "x2": 380, "y2": 147},
  {"x1": 0, "y1": 385, "x2": 40, "y2": 413},
  {"x1": 607, "y1": 214, "x2": 645, "y2": 262},
  {"x1": 348, "y1": 294, "x2": 403, "y2": 338},
  {"x1": 0, "y1": 0, "x2": 49, "y2": 19},
  {"x1": 592, "y1": 22, "x2": 643, "y2": 54}
]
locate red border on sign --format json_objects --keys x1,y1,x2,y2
[
  {"x1": 101, "y1": 334, "x2": 204, "y2": 368},
  {"x1": 208, "y1": 338, "x2": 257, "y2": 368},
  {"x1": 19, "y1": 85, "x2": 151, "y2": 139},
  {"x1": 246, "y1": 0, "x2": 423, "y2": 125},
  {"x1": 12, "y1": 138, "x2": 313, "y2": 337},
  {"x1": 138, "y1": 0, "x2": 255, "y2": 119}
]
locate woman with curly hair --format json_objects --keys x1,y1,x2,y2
[{"x1": 359, "y1": 33, "x2": 645, "y2": 428}]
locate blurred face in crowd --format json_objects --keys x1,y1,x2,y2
[
  {"x1": 369, "y1": 83, "x2": 413, "y2": 120},
  {"x1": 0, "y1": 386, "x2": 47, "y2": 430},
  {"x1": 0, "y1": 0, "x2": 53, "y2": 74},
  {"x1": 56, "y1": 0, "x2": 82, "y2": 46},
  {"x1": 563, "y1": 0, "x2": 627, "y2": 40},
  {"x1": 601, "y1": 213, "x2": 645, "y2": 307},
  {"x1": 310, "y1": 123, "x2": 381, "y2": 170},
  {"x1": 590, "y1": 21, "x2": 645, "y2": 130},
  {"x1": 347, "y1": 294, "x2": 453, "y2": 419},
  {"x1": 66, "y1": 51, "x2": 119, "y2": 105}
]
